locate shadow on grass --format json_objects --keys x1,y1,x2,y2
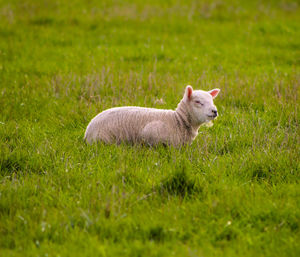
[{"x1": 0, "y1": 156, "x2": 46, "y2": 177}]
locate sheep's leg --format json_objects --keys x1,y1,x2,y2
[{"x1": 140, "y1": 121, "x2": 170, "y2": 145}]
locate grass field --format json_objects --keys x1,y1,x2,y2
[{"x1": 0, "y1": 0, "x2": 299, "y2": 256}]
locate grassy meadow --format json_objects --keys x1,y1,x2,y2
[{"x1": 0, "y1": 0, "x2": 299, "y2": 256}]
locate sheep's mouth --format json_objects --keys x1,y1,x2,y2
[{"x1": 207, "y1": 115, "x2": 217, "y2": 118}]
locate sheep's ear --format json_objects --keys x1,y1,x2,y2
[
  {"x1": 208, "y1": 88, "x2": 220, "y2": 99},
  {"x1": 185, "y1": 85, "x2": 193, "y2": 100}
]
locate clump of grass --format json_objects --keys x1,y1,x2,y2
[
  {"x1": 148, "y1": 225, "x2": 166, "y2": 242},
  {"x1": 157, "y1": 161, "x2": 203, "y2": 198}
]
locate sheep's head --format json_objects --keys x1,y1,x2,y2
[{"x1": 183, "y1": 85, "x2": 220, "y2": 125}]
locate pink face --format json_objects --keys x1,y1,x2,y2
[{"x1": 184, "y1": 86, "x2": 220, "y2": 124}]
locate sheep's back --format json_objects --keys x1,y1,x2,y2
[{"x1": 85, "y1": 107, "x2": 174, "y2": 143}]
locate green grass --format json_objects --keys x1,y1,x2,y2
[{"x1": 0, "y1": 0, "x2": 299, "y2": 256}]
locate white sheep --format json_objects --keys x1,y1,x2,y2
[{"x1": 84, "y1": 86, "x2": 220, "y2": 146}]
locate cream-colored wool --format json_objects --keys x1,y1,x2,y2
[{"x1": 84, "y1": 86, "x2": 220, "y2": 146}]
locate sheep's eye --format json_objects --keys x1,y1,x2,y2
[{"x1": 195, "y1": 100, "x2": 203, "y2": 106}]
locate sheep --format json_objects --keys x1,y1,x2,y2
[{"x1": 84, "y1": 86, "x2": 220, "y2": 146}]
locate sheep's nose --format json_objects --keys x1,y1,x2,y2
[{"x1": 212, "y1": 109, "x2": 218, "y2": 116}]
